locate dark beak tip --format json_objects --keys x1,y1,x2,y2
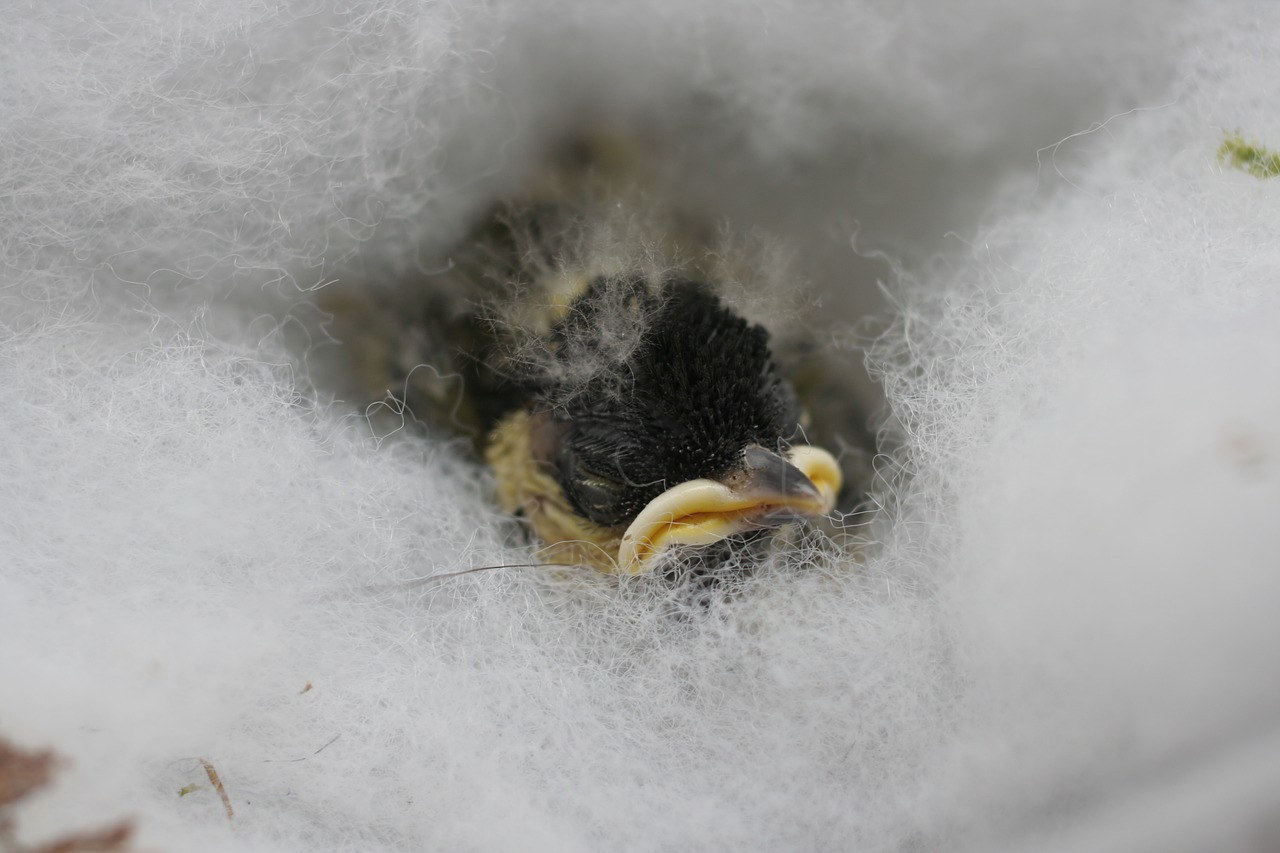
[{"x1": 735, "y1": 445, "x2": 823, "y2": 502}]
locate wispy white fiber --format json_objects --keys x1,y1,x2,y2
[{"x1": 2, "y1": 0, "x2": 1277, "y2": 851}]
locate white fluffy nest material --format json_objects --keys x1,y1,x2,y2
[{"x1": 3, "y1": 2, "x2": 1279, "y2": 851}]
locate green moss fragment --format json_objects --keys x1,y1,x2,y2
[
  {"x1": 1219, "y1": 131, "x2": 1280, "y2": 179},
  {"x1": 178, "y1": 783, "x2": 205, "y2": 797}
]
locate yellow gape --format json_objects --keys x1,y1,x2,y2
[{"x1": 616, "y1": 446, "x2": 841, "y2": 574}]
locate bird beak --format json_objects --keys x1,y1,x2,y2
[{"x1": 616, "y1": 445, "x2": 842, "y2": 574}]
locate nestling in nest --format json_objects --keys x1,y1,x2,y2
[{"x1": 326, "y1": 136, "x2": 876, "y2": 574}]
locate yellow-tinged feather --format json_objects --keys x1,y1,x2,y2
[{"x1": 487, "y1": 409, "x2": 624, "y2": 572}]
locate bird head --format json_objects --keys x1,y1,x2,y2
[{"x1": 488, "y1": 274, "x2": 842, "y2": 574}]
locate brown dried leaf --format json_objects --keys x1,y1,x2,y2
[
  {"x1": 0, "y1": 736, "x2": 135, "y2": 853},
  {"x1": 0, "y1": 741, "x2": 57, "y2": 808}
]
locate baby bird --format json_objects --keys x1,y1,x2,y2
[{"x1": 326, "y1": 137, "x2": 872, "y2": 574}]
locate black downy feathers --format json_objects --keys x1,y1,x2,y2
[{"x1": 322, "y1": 134, "x2": 876, "y2": 573}]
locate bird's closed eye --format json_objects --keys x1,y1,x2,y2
[
  {"x1": 573, "y1": 463, "x2": 627, "y2": 506},
  {"x1": 557, "y1": 453, "x2": 651, "y2": 527}
]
